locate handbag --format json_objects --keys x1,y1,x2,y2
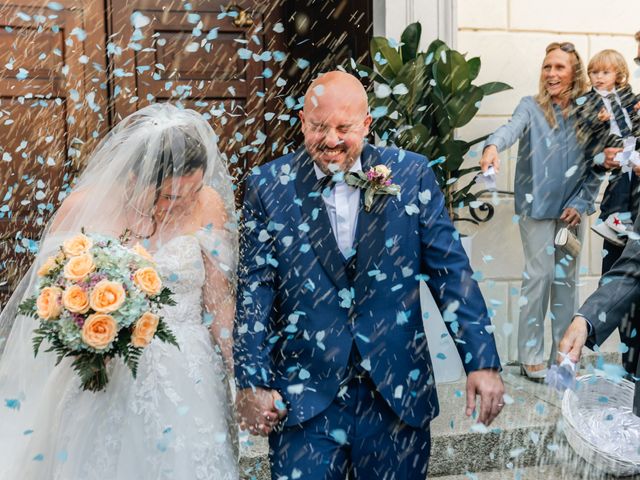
[{"x1": 554, "y1": 227, "x2": 581, "y2": 258}]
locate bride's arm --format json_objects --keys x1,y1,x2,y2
[{"x1": 199, "y1": 187, "x2": 236, "y2": 375}]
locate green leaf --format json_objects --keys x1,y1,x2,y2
[
  {"x1": 457, "y1": 166, "x2": 482, "y2": 178},
  {"x1": 442, "y1": 139, "x2": 470, "y2": 172},
  {"x1": 468, "y1": 57, "x2": 481, "y2": 81},
  {"x1": 370, "y1": 36, "x2": 403, "y2": 78},
  {"x1": 425, "y1": 39, "x2": 447, "y2": 65},
  {"x1": 18, "y1": 297, "x2": 38, "y2": 318},
  {"x1": 395, "y1": 124, "x2": 431, "y2": 154},
  {"x1": 393, "y1": 55, "x2": 428, "y2": 114},
  {"x1": 400, "y1": 22, "x2": 421, "y2": 62},
  {"x1": 156, "y1": 320, "x2": 179, "y2": 348},
  {"x1": 156, "y1": 287, "x2": 176, "y2": 306},
  {"x1": 434, "y1": 50, "x2": 470, "y2": 97},
  {"x1": 71, "y1": 354, "x2": 109, "y2": 392},
  {"x1": 480, "y1": 81, "x2": 512, "y2": 96},
  {"x1": 446, "y1": 85, "x2": 484, "y2": 128},
  {"x1": 124, "y1": 346, "x2": 143, "y2": 378}
]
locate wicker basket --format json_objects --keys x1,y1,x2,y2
[{"x1": 562, "y1": 373, "x2": 640, "y2": 477}]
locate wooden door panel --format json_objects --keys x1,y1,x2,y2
[
  {"x1": 0, "y1": 0, "x2": 107, "y2": 306},
  {"x1": 109, "y1": 0, "x2": 285, "y2": 180}
]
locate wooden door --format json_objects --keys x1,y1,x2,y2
[
  {"x1": 108, "y1": 0, "x2": 289, "y2": 182},
  {"x1": 0, "y1": 0, "x2": 107, "y2": 304}
]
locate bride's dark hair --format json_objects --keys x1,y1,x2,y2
[{"x1": 131, "y1": 127, "x2": 208, "y2": 238}]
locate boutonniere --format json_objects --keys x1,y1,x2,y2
[{"x1": 345, "y1": 165, "x2": 401, "y2": 212}]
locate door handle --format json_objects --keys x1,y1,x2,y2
[{"x1": 225, "y1": 3, "x2": 254, "y2": 28}]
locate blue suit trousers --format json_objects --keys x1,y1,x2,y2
[{"x1": 269, "y1": 370, "x2": 431, "y2": 480}]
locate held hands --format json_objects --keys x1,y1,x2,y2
[
  {"x1": 236, "y1": 387, "x2": 288, "y2": 437},
  {"x1": 557, "y1": 316, "x2": 589, "y2": 365},
  {"x1": 480, "y1": 145, "x2": 500, "y2": 173},
  {"x1": 465, "y1": 369, "x2": 505, "y2": 426},
  {"x1": 559, "y1": 207, "x2": 581, "y2": 228}
]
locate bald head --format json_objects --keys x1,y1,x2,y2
[
  {"x1": 303, "y1": 71, "x2": 368, "y2": 115},
  {"x1": 299, "y1": 71, "x2": 372, "y2": 174}
]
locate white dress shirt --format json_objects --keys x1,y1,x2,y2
[
  {"x1": 595, "y1": 88, "x2": 632, "y2": 138},
  {"x1": 313, "y1": 158, "x2": 362, "y2": 258},
  {"x1": 596, "y1": 88, "x2": 635, "y2": 178}
]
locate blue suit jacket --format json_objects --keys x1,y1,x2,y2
[{"x1": 234, "y1": 144, "x2": 501, "y2": 428}]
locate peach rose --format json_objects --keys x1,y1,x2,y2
[
  {"x1": 89, "y1": 280, "x2": 126, "y2": 313},
  {"x1": 62, "y1": 285, "x2": 90, "y2": 314},
  {"x1": 81, "y1": 313, "x2": 117, "y2": 350},
  {"x1": 37, "y1": 254, "x2": 62, "y2": 277},
  {"x1": 63, "y1": 233, "x2": 93, "y2": 257},
  {"x1": 133, "y1": 267, "x2": 162, "y2": 296},
  {"x1": 132, "y1": 243, "x2": 154, "y2": 262},
  {"x1": 36, "y1": 286, "x2": 63, "y2": 320},
  {"x1": 131, "y1": 312, "x2": 159, "y2": 348},
  {"x1": 63, "y1": 254, "x2": 95, "y2": 282}
]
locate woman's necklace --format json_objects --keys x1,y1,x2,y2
[{"x1": 123, "y1": 199, "x2": 154, "y2": 240}]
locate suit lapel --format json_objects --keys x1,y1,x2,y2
[
  {"x1": 353, "y1": 145, "x2": 391, "y2": 291},
  {"x1": 294, "y1": 148, "x2": 350, "y2": 290}
]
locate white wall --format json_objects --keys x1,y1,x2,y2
[
  {"x1": 374, "y1": 0, "x2": 639, "y2": 361},
  {"x1": 457, "y1": 0, "x2": 640, "y2": 361}
]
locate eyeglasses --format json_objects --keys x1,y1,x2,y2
[{"x1": 546, "y1": 42, "x2": 576, "y2": 54}]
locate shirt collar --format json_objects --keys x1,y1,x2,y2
[
  {"x1": 313, "y1": 157, "x2": 362, "y2": 180},
  {"x1": 595, "y1": 87, "x2": 617, "y2": 98}
]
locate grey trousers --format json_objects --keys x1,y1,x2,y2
[{"x1": 517, "y1": 216, "x2": 586, "y2": 365}]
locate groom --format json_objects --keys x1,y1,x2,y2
[{"x1": 235, "y1": 71, "x2": 504, "y2": 479}]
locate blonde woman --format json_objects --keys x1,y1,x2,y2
[{"x1": 480, "y1": 42, "x2": 600, "y2": 380}]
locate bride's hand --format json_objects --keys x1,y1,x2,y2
[{"x1": 236, "y1": 387, "x2": 284, "y2": 436}]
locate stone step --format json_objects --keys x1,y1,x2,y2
[{"x1": 239, "y1": 354, "x2": 625, "y2": 480}]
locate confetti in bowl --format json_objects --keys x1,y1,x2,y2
[{"x1": 562, "y1": 373, "x2": 640, "y2": 476}]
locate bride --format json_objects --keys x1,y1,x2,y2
[{"x1": 0, "y1": 104, "x2": 240, "y2": 479}]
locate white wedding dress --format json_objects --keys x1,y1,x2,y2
[{"x1": 0, "y1": 234, "x2": 239, "y2": 480}]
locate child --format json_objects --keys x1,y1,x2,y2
[{"x1": 577, "y1": 49, "x2": 640, "y2": 273}]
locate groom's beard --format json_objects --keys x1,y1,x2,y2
[{"x1": 308, "y1": 144, "x2": 362, "y2": 175}]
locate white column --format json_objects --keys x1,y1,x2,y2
[{"x1": 372, "y1": 0, "x2": 457, "y2": 47}]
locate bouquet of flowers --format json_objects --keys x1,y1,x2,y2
[{"x1": 18, "y1": 231, "x2": 178, "y2": 392}]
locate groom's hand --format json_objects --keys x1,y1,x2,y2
[
  {"x1": 465, "y1": 369, "x2": 505, "y2": 426},
  {"x1": 236, "y1": 387, "x2": 286, "y2": 436}
]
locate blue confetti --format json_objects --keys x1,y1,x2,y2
[
  {"x1": 297, "y1": 58, "x2": 310, "y2": 69},
  {"x1": 5, "y1": 398, "x2": 20, "y2": 410},
  {"x1": 238, "y1": 48, "x2": 252, "y2": 60},
  {"x1": 70, "y1": 27, "x2": 87, "y2": 41},
  {"x1": 330, "y1": 429, "x2": 348, "y2": 445},
  {"x1": 371, "y1": 106, "x2": 388, "y2": 119}
]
